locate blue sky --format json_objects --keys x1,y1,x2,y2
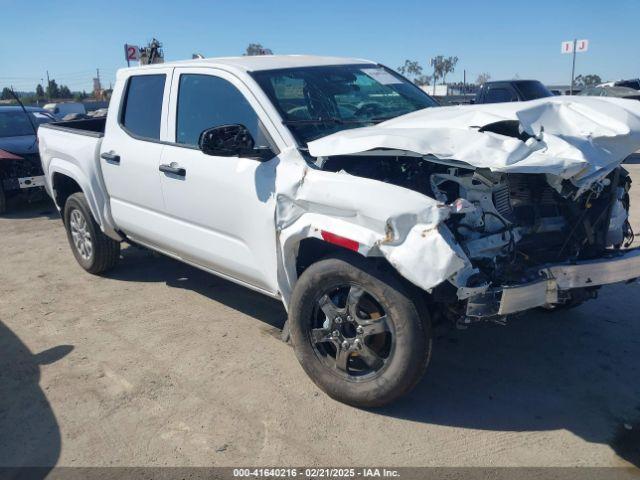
[{"x1": 1, "y1": 0, "x2": 638, "y2": 92}]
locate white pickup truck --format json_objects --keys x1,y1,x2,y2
[{"x1": 39, "y1": 55, "x2": 640, "y2": 407}]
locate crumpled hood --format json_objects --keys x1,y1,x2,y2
[{"x1": 307, "y1": 96, "x2": 640, "y2": 190}]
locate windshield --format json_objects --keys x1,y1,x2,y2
[
  {"x1": 251, "y1": 64, "x2": 438, "y2": 145},
  {"x1": 514, "y1": 81, "x2": 553, "y2": 100},
  {"x1": 0, "y1": 110, "x2": 55, "y2": 138}
]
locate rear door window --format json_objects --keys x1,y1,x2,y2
[{"x1": 120, "y1": 74, "x2": 166, "y2": 140}]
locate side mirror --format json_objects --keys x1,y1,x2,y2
[{"x1": 198, "y1": 124, "x2": 255, "y2": 157}]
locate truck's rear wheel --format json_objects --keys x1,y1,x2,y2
[
  {"x1": 63, "y1": 192, "x2": 120, "y2": 274},
  {"x1": 288, "y1": 254, "x2": 431, "y2": 408}
]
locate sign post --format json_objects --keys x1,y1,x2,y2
[
  {"x1": 124, "y1": 44, "x2": 140, "y2": 67},
  {"x1": 561, "y1": 39, "x2": 589, "y2": 94}
]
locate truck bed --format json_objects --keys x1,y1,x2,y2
[
  {"x1": 38, "y1": 116, "x2": 118, "y2": 238},
  {"x1": 41, "y1": 117, "x2": 106, "y2": 137}
]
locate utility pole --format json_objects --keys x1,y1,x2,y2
[
  {"x1": 463, "y1": 69, "x2": 466, "y2": 95},
  {"x1": 96, "y1": 68, "x2": 101, "y2": 91}
]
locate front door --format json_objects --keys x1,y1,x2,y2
[{"x1": 158, "y1": 67, "x2": 283, "y2": 294}]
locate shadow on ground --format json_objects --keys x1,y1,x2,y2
[
  {"x1": 105, "y1": 245, "x2": 287, "y2": 331},
  {"x1": 378, "y1": 287, "x2": 640, "y2": 467},
  {"x1": 100, "y1": 245, "x2": 640, "y2": 466},
  {"x1": 0, "y1": 320, "x2": 72, "y2": 473},
  {"x1": 0, "y1": 197, "x2": 59, "y2": 221}
]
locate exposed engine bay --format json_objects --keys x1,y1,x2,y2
[{"x1": 319, "y1": 154, "x2": 634, "y2": 315}]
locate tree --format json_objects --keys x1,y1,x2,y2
[
  {"x1": 397, "y1": 60, "x2": 423, "y2": 78},
  {"x1": 430, "y1": 55, "x2": 459, "y2": 85},
  {"x1": 36, "y1": 84, "x2": 45, "y2": 98},
  {"x1": 414, "y1": 74, "x2": 432, "y2": 86},
  {"x1": 59, "y1": 85, "x2": 72, "y2": 98},
  {"x1": 476, "y1": 72, "x2": 491, "y2": 85},
  {"x1": 244, "y1": 43, "x2": 272, "y2": 56},
  {"x1": 430, "y1": 55, "x2": 444, "y2": 89},
  {"x1": 1, "y1": 87, "x2": 13, "y2": 100},
  {"x1": 441, "y1": 56, "x2": 458, "y2": 84},
  {"x1": 46, "y1": 79, "x2": 60, "y2": 99},
  {"x1": 575, "y1": 74, "x2": 602, "y2": 88},
  {"x1": 397, "y1": 60, "x2": 433, "y2": 86},
  {"x1": 74, "y1": 90, "x2": 88, "y2": 101}
]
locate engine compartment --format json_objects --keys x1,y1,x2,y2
[{"x1": 320, "y1": 154, "x2": 634, "y2": 290}]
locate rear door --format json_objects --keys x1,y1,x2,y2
[
  {"x1": 100, "y1": 69, "x2": 175, "y2": 247},
  {"x1": 157, "y1": 67, "x2": 283, "y2": 294}
]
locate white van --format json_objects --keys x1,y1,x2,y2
[{"x1": 43, "y1": 102, "x2": 86, "y2": 120}]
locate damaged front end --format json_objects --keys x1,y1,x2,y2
[
  {"x1": 316, "y1": 152, "x2": 636, "y2": 323},
  {"x1": 433, "y1": 165, "x2": 636, "y2": 322},
  {"x1": 301, "y1": 96, "x2": 640, "y2": 323}
]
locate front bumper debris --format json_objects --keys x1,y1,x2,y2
[{"x1": 466, "y1": 247, "x2": 640, "y2": 318}]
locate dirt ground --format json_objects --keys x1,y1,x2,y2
[{"x1": 1, "y1": 162, "x2": 640, "y2": 469}]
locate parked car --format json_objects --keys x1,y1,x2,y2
[
  {"x1": 38, "y1": 55, "x2": 640, "y2": 407},
  {"x1": 0, "y1": 106, "x2": 56, "y2": 213},
  {"x1": 43, "y1": 102, "x2": 86, "y2": 120},
  {"x1": 475, "y1": 80, "x2": 554, "y2": 103},
  {"x1": 87, "y1": 108, "x2": 108, "y2": 118},
  {"x1": 579, "y1": 86, "x2": 640, "y2": 100},
  {"x1": 548, "y1": 86, "x2": 582, "y2": 96},
  {"x1": 599, "y1": 79, "x2": 640, "y2": 90}
]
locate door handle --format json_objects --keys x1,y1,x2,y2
[
  {"x1": 100, "y1": 152, "x2": 120, "y2": 164},
  {"x1": 159, "y1": 163, "x2": 186, "y2": 177}
]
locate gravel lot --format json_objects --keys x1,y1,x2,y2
[{"x1": 1, "y1": 162, "x2": 639, "y2": 469}]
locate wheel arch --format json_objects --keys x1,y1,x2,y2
[
  {"x1": 278, "y1": 216, "x2": 410, "y2": 307},
  {"x1": 51, "y1": 172, "x2": 83, "y2": 216},
  {"x1": 48, "y1": 160, "x2": 122, "y2": 241}
]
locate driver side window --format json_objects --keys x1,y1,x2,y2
[{"x1": 176, "y1": 74, "x2": 269, "y2": 148}]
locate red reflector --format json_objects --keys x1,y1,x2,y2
[{"x1": 320, "y1": 230, "x2": 359, "y2": 252}]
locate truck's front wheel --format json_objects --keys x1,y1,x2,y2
[
  {"x1": 288, "y1": 254, "x2": 431, "y2": 408},
  {"x1": 63, "y1": 192, "x2": 120, "y2": 274}
]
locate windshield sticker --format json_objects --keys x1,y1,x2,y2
[{"x1": 361, "y1": 68, "x2": 403, "y2": 85}]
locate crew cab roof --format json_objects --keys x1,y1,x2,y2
[{"x1": 117, "y1": 55, "x2": 376, "y2": 77}]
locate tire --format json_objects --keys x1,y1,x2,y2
[
  {"x1": 288, "y1": 254, "x2": 431, "y2": 408},
  {"x1": 63, "y1": 192, "x2": 120, "y2": 274}
]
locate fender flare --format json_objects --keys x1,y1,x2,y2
[{"x1": 47, "y1": 159, "x2": 121, "y2": 240}]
